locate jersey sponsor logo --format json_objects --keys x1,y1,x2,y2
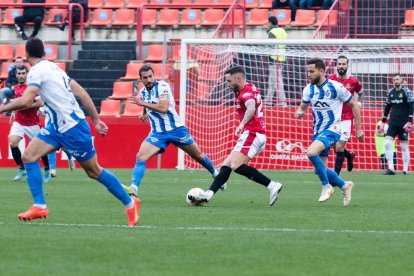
[
  {"x1": 180, "y1": 134, "x2": 192, "y2": 144},
  {"x1": 39, "y1": 128, "x2": 50, "y2": 136},
  {"x1": 390, "y1": 99, "x2": 403, "y2": 104},
  {"x1": 313, "y1": 101, "x2": 330, "y2": 108},
  {"x1": 150, "y1": 136, "x2": 159, "y2": 143}
]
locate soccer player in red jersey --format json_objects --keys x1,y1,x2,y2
[
  {"x1": 328, "y1": 55, "x2": 363, "y2": 175},
  {"x1": 7, "y1": 64, "x2": 51, "y2": 182},
  {"x1": 188, "y1": 66, "x2": 283, "y2": 206}
]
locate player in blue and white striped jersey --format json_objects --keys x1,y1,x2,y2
[
  {"x1": 294, "y1": 58, "x2": 364, "y2": 206},
  {"x1": 123, "y1": 64, "x2": 224, "y2": 197}
]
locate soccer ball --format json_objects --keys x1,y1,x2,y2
[{"x1": 186, "y1": 187, "x2": 206, "y2": 206}]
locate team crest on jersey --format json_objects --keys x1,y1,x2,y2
[
  {"x1": 39, "y1": 128, "x2": 50, "y2": 136},
  {"x1": 325, "y1": 88, "x2": 331, "y2": 98},
  {"x1": 399, "y1": 93, "x2": 403, "y2": 98}
]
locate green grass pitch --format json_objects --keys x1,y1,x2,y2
[{"x1": 0, "y1": 168, "x2": 413, "y2": 275}]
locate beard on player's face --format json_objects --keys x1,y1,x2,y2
[
  {"x1": 337, "y1": 67, "x2": 347, "y2": 76},
  {"x1": 310, "y1": 75, "x2": 321, "y2": 84}
]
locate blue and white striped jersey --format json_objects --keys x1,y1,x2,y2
[
  {"x1": 27, "y1": 60, "x2": 85, "y2": 133},
  {"x1": 302, "y1": 79, "x2": 352, "y2": 136},
  {"x1": 140, "y1": 80, "x2": 183, "y2": 133}
]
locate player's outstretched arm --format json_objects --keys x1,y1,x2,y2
[
  {"x1": 347, "y1": 98, "x2": 364, "y2": 142},
  {"x1": 294, "y1": 102, "x2": 308, "y2": 119},
  {"x1": 0, "y1": 86, "x2": 38, "y2": 114}
]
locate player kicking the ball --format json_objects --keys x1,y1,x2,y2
[{"x1": 189, "y1": 66, "x2": 283, "y2": 206}]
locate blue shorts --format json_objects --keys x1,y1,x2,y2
[
  {"x1": 36, "y1": 119, "x2": 96, "y2": 162},
  {"x1": 145, "y1": 126, "x2": 194, "y2": 153},
  {"x1": 313, "y1": 130, "x2": 340, "y2": 157}
]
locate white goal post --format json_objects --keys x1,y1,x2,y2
[{"x1": 178, "y1": 39, "x2": 414, "y2": 172}]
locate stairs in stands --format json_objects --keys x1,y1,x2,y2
[{"x1": 69, "y1": 41, "x2": 136, "y2": 113}]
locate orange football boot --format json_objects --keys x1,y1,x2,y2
[
  {"x1": 17, "y1": 206, "x2": 49, "y2": 221},
  {"x1": 126, "y1": 197, "x2": 141, "y2": 227}
]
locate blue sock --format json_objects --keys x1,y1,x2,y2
[
  {"x1": 200, "y1": 155, "x2": 216, "y2": 176},
  {"x1": 308, "y1": 155, "x2": 329, "y2": 186},
  {"x1": 132, "y1": 161, "x2": 146, "y2": 187},
  {"x1": 25, "y1": 161, "x2": 45, "y2": 205},
  {"x1": 48, "y1": 152, "x2": 56, "y2": 170},
  {"x1": 326, "y1": 169, "x2": 345, "y2": 188},
  {"x1": 98, "y1": 169, "x2": 132, "y2": 206}
]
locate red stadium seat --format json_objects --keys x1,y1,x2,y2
[
  {"x1": 126, "y1": 0, "x2": 148, "y2": 8},
  {"x1": 402, "y1": 10, "x2": 414, "y2": 27},
  {"x1": 45, "y1": 9, "x2": 68, "y2": 25},
  {"x1": 44, "y1": 44, "x2": 58, "y2": 60},
  {"x1": 90, "y1": 9, "x2": 112, "y2": 26},
  {"x1": 271, "y1": 9, "x2": 291, "y2": 26},
  {"x1": 227, "y1": 9, "x2": 244, "y2": 25},
  {"x1": 245, "y1": 0, "x2": 258, "y2": 8},
  {"x1": 99, "y1": 99, "x2": 121, "y2": 116},
  {"x1": 103, "y1": 0, "x2": 125, "y2": 9},
  {"x1": 109, "y1": 81, "x2": 134, "y2": 99},
  {"x1": 157, "y1": 9, "x2": 179, "y2": 26},
  {"x1": 314, "y1": 10, "x2": 338, "y2": 26},
  {"x1": 15, "y1": 44, "x2": 27, "y2": 60},
  {"x1": 151, "y1": 63, "x2": 170, "y2": 80},
  {"x1": 149, "y1": 0, "x2": 168, "y2": 3},
  {"x1": 201, "y1": 9, "x2": 224, "y2": 26},
  {"x1": 193, "y1": 0, "x2": 215, "y2": 3},
  {"x1": 291, "y1": 9, "x2": 315, "y2": 26},
  {"x1": 121, "y1": 63, "x2": 143, "y2": 80},
  {"x1": 0, "y1": 62, "x2": 13, "y2": 80},
  {"x1": 145, "y1": 44, "x2": 165, "y2": 62},
  {"x1": 260, "y1": 0, "x2": 272, "y2": 8},
  {"x1": 113, "y1": 9, "x2": 135, "y2": 25},
  {"x1": 247, "y1": 9, "x2": 269, "y2": 26},
  {"x1": 172, "y1": 0, "x2": 192, "y2": 4},
  {"x1": 180, "y1": 9, "x2": 201, "y2": 26},
  {"x1": 122, "y1": 101, "x2": 144, "y2": 116},
  {"x1": 142, "y1": 9, "x2": 157, "y2": 25},
  {"x1": 0, "y1": 44, "x2": 14, "y2": 61},
  {"x1": 88, "y1": 0, "x2": 104, "y2": 9},
  {"x1": 2, "y1": 8, "x2": 23, "y2": 25}
]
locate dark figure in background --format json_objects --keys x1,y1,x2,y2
[
  {"x1": 56, "y1": 0, "x2": 89, "y2": 39},
  {"x1": 14, "y1": 0, "x2": 45, "y2": 40},
  {"x1": 272, "y1": 0, "x2": 297, "y2": 22}
]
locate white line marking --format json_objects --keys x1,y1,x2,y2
[{"x1": 0, "y1": 221, "x2": 413, "y2": 235}]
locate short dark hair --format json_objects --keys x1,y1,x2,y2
[
  {"x1": 307, "y1": 58, "x2": 326, "y2": 70},
  {"x1": 393, "y1": 73, "x2": 403, "y2": 78},
  {"x1": 25, "y1": 37, "x2": 45, "y2": 59},
  {"x1": 16, "y1": 64, "x2": 28, "y2": 72},
  {"x1": 139, "y1": 64, "x2": 154, "y2": 77},
  {"x1": 268, "y1": 16, "x2": 278, "y2": 26},
  {"x1": 225, "y1": 66, "x2": 245, "y2": 76},
  {"x1": 337, "y1": 55, "x2": 349, "y2": 64}
]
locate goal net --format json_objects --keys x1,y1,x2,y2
[{"x1": 178, "y1": 39, "x2": 414, "y2": 172}]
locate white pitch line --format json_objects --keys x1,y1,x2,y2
[{"x1": 0, "y1": 221, "x2": 413, "y2": 235}]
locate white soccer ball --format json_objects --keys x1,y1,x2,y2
[{"x1": 186, "y1": 187, "x2": 206, "y2": 206}]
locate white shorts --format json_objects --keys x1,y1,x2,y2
[
  {"x1": 9, "y1": 121, "x2": 41, "y2": 140},
  {"x1": 233, "y1": 131, "x2": 266, "y2": 159},
  {"x1": 339, "y1": 120, "x2": 352, "y2": 142}
]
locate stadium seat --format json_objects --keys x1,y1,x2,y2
[
  {"x1": 247, "y1": 9, "x2": 269, "y2": 26},
  {"x1": 260, "y1": 0, "x2": 272, "y2": 8},
  {"x1": 172, "y1": 0, "x2": 192, "y2": 4},
  {"x1": 122, "y1": 101, "x2": 144, "y2": 116},
  {"x1": 113, "y1": 9, "x2": 135, "y2": 25},
  {"x1": 90, "y1": 9, "x2": 113, "y2": 26},
  {"x1": 291, "y1": 9, "x2": 315, "y2": 26},
  {"x1": 0, "y1": 62, "x2": 13, "y2": 80},
  {"x1": 194, "y1": 0, "x2": 215, "y2": 3},
  {"x1": 201, "y1": 9, "x2": 224, "y2": 26},
  {"x1": 157, "y1": 9, "x2": 179, "y2": 26},
  {"x1": 2, "y1": 8, "x2": 23, "y2": 25},
  {"x1": 44, "y1": 44, "x2": 58, "y2": 60},
  {"x1": 151, "y1": 63, "x2": 170, "y2": 80},
  {"x1": 103, "y1": 0, "x2": 125, "y2": 9},
  {"x1": 245, "y1": 0, "x2": 258, "y2": 8},
  {"x1": 314, "y1": 10, "x2": 338, "y2": 26},
  {"x1": 271, "y1": 9, "x2": 291, "y2": 26},
  {"x1": 55, "y1": 62, "x2": 66, "y2": 71},
  {"x1": 142, "y1": 9, "x2": 157, "y2": 25},
  {"x1": 180, "y1": 9, "x2": 201, "y2": 26},
  {"x1": 45, "y1": 9, "x2": 68, "y2": 25},
  {"x1": 228, "y1": 9, "x2": 244, "y2": 25},
  {"x1": 109, "y1": 81, "x2": 134, "y2": 99},
  {"x1": 145, "y1": 44, "x2": 165, "y2": 62},
  {"x1": 88, "y1": 0, "x2": 104, "y2": 9},
  {"x1": 14, "y1": 44, "x2": 27, "y2": 59},
  {"x1": 126, "y1": 0, "x2": 148, "y2": 8},
  {"x1": 121, "y1": 63, "x2": 143, "y2": 80},
  {"x1": 402, "y1": 10, "x2": 414, "y2": 27},
  {"x1": 149, "y1": 0, "x2": 168, "y2": 3},
  {"x1": 99, "y1": 99, "x2": 121, "y2": 116},
  {"x1": 0, "y1": 44, "x2": 14, "y2": 61}
]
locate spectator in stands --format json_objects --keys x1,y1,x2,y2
[
  {"x1": 265, "y1": 16, "x2": 287, "y2": 106},
  {"x1": 55, "y1": 0, "x2": 89, "y2": 39},
  {"x1": 299, "y1": 0, "x2": 313, "y2": 9},
  {"x1": 14, "y1": 0, "x2": 45, "y2": 40},
  {"x1": 272, "y1": 0, "x2": 297, "y2": 22},
  {"x1": 1, "y1": 57, "x2": 25, "y2": 105},
  {"x1": 322, "y1": 0, "x2": 334, "y2": 9}
]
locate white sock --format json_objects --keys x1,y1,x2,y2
[
  {"x1": 206, "y1": 190, "x2": 214, "y2": 200},
  {"x1": 126, "y1": 197, "x2": 134, "y2": 208},
  {"x1": 33, "y1": 204, "x2": 47, "y2": 209},
  {"x1": 267, "y1": 181, "x2": 278, "y2": 191},
  {"x1": 213, "y1": 170, "x2": 219, "y2": 178},
  {"x1": 401, "y1": 142, "x2": 410, "y2": 172},
  {"x1": 384, "y1": 139, "x2": 395, "y2": 171}
]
